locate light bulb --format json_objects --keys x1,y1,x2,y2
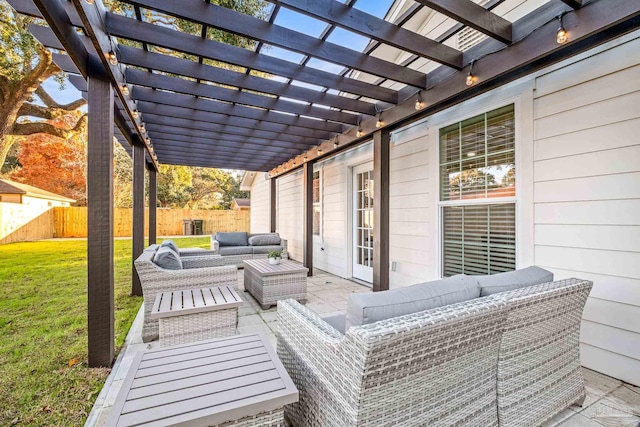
[
  {"x1": 303, "y1": 155, "x2": 308, "y2": 162},
  {"x1": 84, "y1": 0, "x2": 94, "y2": 4},
  {"x1": 376, "y1": 118, "x2": 383, "y2": 128},
  {"x1": 139, "y1": 123, "x2": 145, "y2": 133},
  {"x1": 556, "y1": 27, "x2": 568, "y2": 44},
  {"x1": 334, "y1": 139, "x2": 339, "y2": 148},
  {"x1": 145, "y1": 137, "x2": 150, "y2": 143},
  {"x1": 121, "y1": 84, "x2": 129, "y2": 95},
  {"x1": 317, "y1": 147, "x2": 322, "y2": 155},
  {"x1": 356, "y1": 128, "x2": 363, "y2": 137},
  {"x1": 107, "y1": 51, "x2": 117, "y2": 65},
  {"x1": 466, "y1": 73, "x2": 474, "y2": 86},
  {"x1": 415, "y1": 99, "x2": 423, "y2": 110},
  {"x1": 132, "y1": 110, "x2": 139, "y2": 118}
]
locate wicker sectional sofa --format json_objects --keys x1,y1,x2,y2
[
  {"x1": 210, "y1": 232, "x2": 288, "y2": 267},
  {"x1": 134, "y1": 245, "x2": 238, "y2": 342},
  {"x1": 277, "y1": 272, "x2": 592, "y2": 427}
]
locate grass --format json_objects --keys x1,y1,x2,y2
[{"x1": 0, "y1": 236, "x2": 211, "y2": 426}]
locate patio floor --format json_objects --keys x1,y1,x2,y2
[{"x1": 86, "y1": 269, "x2": 640, "y2": 427}]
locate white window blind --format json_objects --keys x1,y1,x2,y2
[{"x1": 440, "y1": 104, "x2": 516, "y2": 276}]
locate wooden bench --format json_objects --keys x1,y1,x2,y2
[
  {"x1": 151, "y1": 285, "x2": 243, "y2": 347},
  {"x1": 106, "y1": 333, "x2": 298, "y2": 426}
]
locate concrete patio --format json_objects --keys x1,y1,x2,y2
[{"x1": 86, "y1": 269, "x2": 640, "y2": 427}]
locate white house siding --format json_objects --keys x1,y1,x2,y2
[
  {"x1": 249, "y1": 173, "x2": 271, "y2": 234},
  {"x1": 277, "y1": 170, "x2": 303, "y2": 262},
  {"x1": 532, "y1": 34, "x2": 640, "y2": 386},
  {"x1": 388, "y1": 121, "x2": 433, "y2": 287}
]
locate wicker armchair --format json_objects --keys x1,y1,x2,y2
[
  {"x1": 135, "y1": 248, "x2": 238, "y2": 343},
  {"x1": 276, "y1": 278, "x2": 592, "y2": 427}
]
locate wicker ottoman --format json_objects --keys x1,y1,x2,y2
[
  {"x1": 243, "y1": 259, "x2": 308, "y2": 310},
  {"x1": 151, "y1": 285, "x2": 243, "y2": 346}
]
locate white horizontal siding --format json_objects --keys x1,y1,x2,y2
[
  {"x1": 277, "y1": 171, "x2": 303, "y2": 262},
  {"x1": 533, "y1": 33, "x2": 640, "y2": 386},
  {"x1": 249, "y1": 174, "x2": 270, "y2": 234},
  {"x1": 389, "y1": 123, "x2": 433, "y2": 288}
]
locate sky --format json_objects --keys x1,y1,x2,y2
[{"x1": 40, "y1": 0, "x2": 395, "y2": 105}]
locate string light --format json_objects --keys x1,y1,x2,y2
[
  {"x1": 356, "y1": 128, "x2": 363, "y2": 137},
  {"x1": 303, "y1": 154, "x2": 308, "y2": 162},
  {"x1": 107, "y1": 51, "x2": 118, "y2": 65},
  {"x1": 139, "y1": 123, "x2": 145, "y2": 133},
  {"x1": 317, "y1": 146, "x2": 323, "y2": 155},
  {"x1": 414, "y1": 93, "x2": 424, "y2": 110},
  {"x1": 333, "y1": 136, "x2": 339, "y2": 148},
  {"x1": 376, "y1": 113, "x2": 383, "y2": 129},
  {"x1": 121, "y1": 84, "x2": 129, "y2": 95},
  {"x1": 466, "y1": 60, "x2": 476, "y2": 86},
  {"x1": 132, "y1": 110, "x2": 139, "y2": 118},
  {"x1": 556, "y1": 13, "x2": 568, "y2": 44}
]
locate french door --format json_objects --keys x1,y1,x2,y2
[{"x1": 352, "y1": 163, "x2": 374, "y2": 283}]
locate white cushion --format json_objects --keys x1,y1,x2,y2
[{"x1": 476, "y1": 266, "x2": 553, "y2": 296}]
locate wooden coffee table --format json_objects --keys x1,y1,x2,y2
[
  {"x1": 106, "y1": 333, "x2": 298, "y2": 426},
  {"x1": 151, "y1": 285, "x2": 243, "y2": 346},
  {"x1": 243, "y1": 259, "x2": 308, "y2": 309}
]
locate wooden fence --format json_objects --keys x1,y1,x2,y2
[{"x1": 53, "y1": 207, "x2": 250, "y2": 238}]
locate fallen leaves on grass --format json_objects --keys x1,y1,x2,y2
[{"x1": 68, "y1": 358, "x2": 79, "y2": 368}]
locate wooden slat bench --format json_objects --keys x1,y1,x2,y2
[
  {"x1": 151, "y1": 285, "x2": 243, "y2": 347},
  {"x1": 106, "y1": 333, "x2": 298, "y2": 426}
]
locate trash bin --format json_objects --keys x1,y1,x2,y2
[
  {"x1": 182, "y1": 219, "x2": 194, "y2": 236},
  {"x1": 192, "y1": 220, "x2": 203, "y2": 236}
]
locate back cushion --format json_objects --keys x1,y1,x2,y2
[
  {"x1": 160, "y1": 239, "x2": 179, "y2": 253},
  {"x1": 248, "y1": 234, "x2": 281, "y2": 246},
  {"x1": 477, "y1": 266, "x2": 553, "y2": 296},
  {"x1": 345, "y1": 275, "x2": 480, "y2": 330},
  {"x1": 153, "y1": 247, "x2": 183, "y2": 270},
  {"x1": 216, "y1": 232, "x2": 249, "y2": 247}
]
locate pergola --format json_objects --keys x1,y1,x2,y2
[{"x1": 9, "y1": 0, "x2": 639, "y2": 367}]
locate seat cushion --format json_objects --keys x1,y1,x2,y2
[
  {"x1": 160, "y1": 239, "x2": 179, "y2": 253},
  {"x1": 476, "y1": 266, "x2": 554, "y2": 296},
  {"x1": 345, "y1": 275, "x2": 480, "y2": 330},
  {"x1": 248, "y1": 233, "x2": 281, "y2": 246},
  {"x1": 322, "y1": 314, "x2": 346, "y2": 334},
  {"x1": 216, "y1": 232, "x2": 249, "y2": 247},
  {"x1": 153, "y1": 247, "x2": 183, "y2": 270},
  {"x1": 219, "y1": 246, "x2": 253, "y2": 256},
  {"x1": 252, "y1": 245, "x2": 284, "y2": 255}
]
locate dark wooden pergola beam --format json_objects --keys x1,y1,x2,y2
[
  {"x1": 271, "y1": 0, "x2": 463, "y2": 69},
  {"x1": 414, "y1": 0, "x2": 512, "y2": 44},
  {"x1": 106, "y1": 13, "x2": 399, "y2": 103},
  {"x1": 131, "y1": 139, "x2": 145, "y2": 296},
  {"x1": 119, "y1": 47, "x2": 378, "y2": 116},
  {"x1": 372, "y1": 129, "x2": 390, "y2": 292},
  {"x1": 269, "y1": 0, "x2": 640, "y2": 178},
  {"x1": 147, "y1": 163, "x2": 157, "y2": 245},
  {"x1": 150, "y1": 139, "x2": 300, "y2": 161},
  {"x1": 145, "y1": 126, "x2": 311, "y2": 152},
  {"x1": 157, "y1": 155, "x2": 276, "y2": 171},
  {"x1": 561, "y1": 0, "x2": 583, "y2": 9},
  {"x1": 132, "y1": 87, "x2": 345, "y2": 133},
  {"x1": 302, "y1": 162, "x2": 314, "y2": 276},
  {"x1": 125, "y1": 0, "x2": 428, "y2": 88},
  {"x1": 137, "y1": 102, "x2": 334, "y2": 140},
  {"x1": 125, "y1": 69, "x2": 360, "y2": 125},
  {"x1": 142, "y1": 115, "x2": 322, "y2": 146}
]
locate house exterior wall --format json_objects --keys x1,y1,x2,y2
[
  {"x1": 249, "y1": 174, "x2": 271, "y2": 233},
  {"x1": 277, "y1": 170, "x2": 304, "y2": 262},
  {"x1": 0, "y1": 195, "x2": 69, "y2": 243},
  {"x1": 251, "y1": 31, "x2": 640, "y2": 385}
]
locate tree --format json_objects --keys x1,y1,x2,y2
[
  {"x1": 209, "y1": 171, "x2": 248, "y2": 210},
  {"x1": 10, "y1": 111, "x2": 87, "y2": 204},
  {"x1": 157, "y1": 165, "x2": 193, "y2": 208},
  {"x1": 0, "y1": 2, "x2": 87, "y2": 167},
  {"x1": 113, "y1": 141, "x2": 133, "y2": 208}
]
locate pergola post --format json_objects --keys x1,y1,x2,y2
[
  {"x1": 270, "y1": 178, "x2": 276, "y2": 233},
  {"x1": 373, "y1": 129, "x2": 390, "y2": 292},
  {"x1": 131, "y1": 139, "x2": 145, "y2": 296},
  {"x1": 87, "y1": 76, "x2": 114, "y2": 367},
  {"x1": 302, "y1": 162, "x2": 314, "y2": 276},
  {"x1": 148, "y1": 163, "x2": 157, "y2": 245}
]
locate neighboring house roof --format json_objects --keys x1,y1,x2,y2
[
  {"x1": 233, "y1": 198, "x2": 250, "y2": 208},
  {"x1": 0, "y1": 179, "x2": 76, "y2": 203}
]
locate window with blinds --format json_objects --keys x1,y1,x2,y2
[{"x1": 439, "y1": 104, "x2": 516, "y2": 276}]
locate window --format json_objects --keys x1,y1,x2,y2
[
  {"x1": 440, "y1": 104, "x2": 516, "y2": 276},
  {"x1": 312, "y1": 170, "x2": 321, "y2": 236}
]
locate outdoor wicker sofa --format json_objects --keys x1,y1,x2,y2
[
  {"x1": 134, "y1": 245, "x2": 238, "y2": 342},
  {"x1": 277, "y1": 274, "x2": 592, "y2": 427},
  {"x1": 209, "y1": 232, "x2": 288, "y2": 267}
]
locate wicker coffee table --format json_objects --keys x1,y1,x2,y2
[
  {"x1": 151, "y1": 285, "x2": 243, "y2": 346},
  {"x1": 243, "y1": 259, "x2": 308, "y2": 309}
]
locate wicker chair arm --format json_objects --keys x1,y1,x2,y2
[
  {"x1": 181, "y1": 255, "x2": 227, "y2": 269},
  {"x1": 210, "y1": 236, "x2": 220, "y2": 253},
  {"x1": 179, "y1": 248, "x2": 218, "y2": 257}
]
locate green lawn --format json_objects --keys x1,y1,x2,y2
[{"x1": 0, "y1": 236, "x2": 210, "y2": 426}]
